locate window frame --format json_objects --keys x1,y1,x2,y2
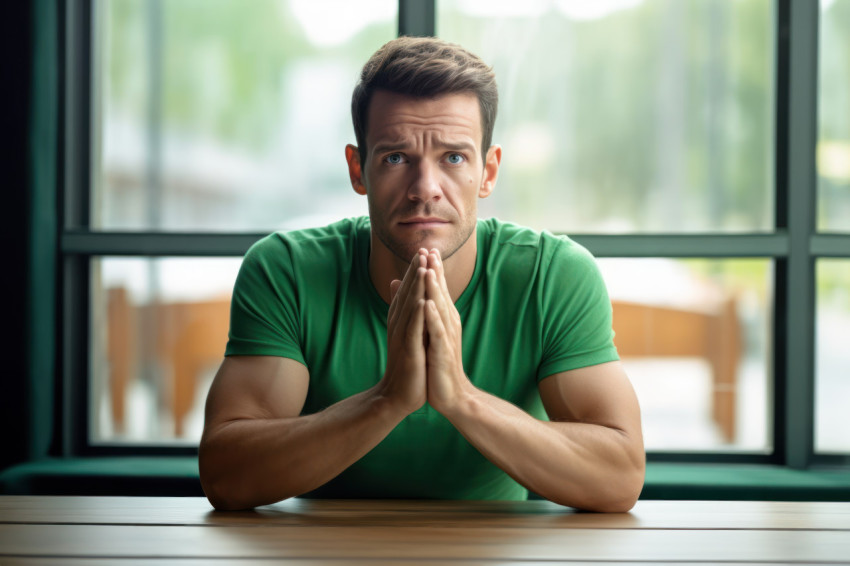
[{"x1": 56, "y1": 0, "x2": 850, "y2": 466}]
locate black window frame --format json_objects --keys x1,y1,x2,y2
[{"x1": 54, "y1": 0, "x2": 850, "y2": 467}]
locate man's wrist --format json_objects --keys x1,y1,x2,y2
[
  {"x1": 369, "y1": 379, "x2": 420, "y2": 420},
  {"x1": 434, "y1": 378, "x2": 481, "y2": 422}
]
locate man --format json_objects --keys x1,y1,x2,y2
[{"x1": 199, "y1": 37, "x2": 645, "y2": 512}]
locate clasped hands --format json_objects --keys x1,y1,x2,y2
[{"x1": 381, "y1": 248, "x2": 474, "y2": 416}]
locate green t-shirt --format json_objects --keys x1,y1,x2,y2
[{"x1": 226, "y1": 216, "x2": 618, "y2": 500}]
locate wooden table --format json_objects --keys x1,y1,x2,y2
[{"x1": 1, "y1": 496, "x2": 849, "y2": 564}]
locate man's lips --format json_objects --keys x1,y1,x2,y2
[{"x1": 398, "y1": 217, "x2": 449, "y2": 227}]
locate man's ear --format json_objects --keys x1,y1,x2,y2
[
  {"x1": 345, "y1": 144, "x2": 367, "y2": 195},
  {"x1": 479, "y1": 144, "x2": 502, "y2": 198}
]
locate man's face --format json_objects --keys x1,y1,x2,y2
[{"x1": 347, "y1": 90, "x2": 500, "y2": 264}]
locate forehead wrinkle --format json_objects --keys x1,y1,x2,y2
[
  {"x1": 371, "y1": 118, "x2": 478, "y2": 146},
  {"x1": 369, "y1": 121, "x2": 479, "y2": 152},
  {"x1": 365, "y1": 92, "x2": 483, "y2": 154},
  {"x1": 378, "y1": 108, "x2": 478, "y2": 125},
  {"x1": 371, "y1": 134, "x2": 477, "y2": 156}
]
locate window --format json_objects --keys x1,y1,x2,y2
[
  {"x1": 816, "y1": 0, "x2": 850, "y2": 455},
  {"x1": 596, "y1": 258, "x2": 772, "y2": 451},
  {"x1": 439, "y1": 0, "x2": 775, "y2": 452},
  {"x1": 55, "y1": 0, "x2": 849, "y2": 464},
  {"x1": 93, "y1": 0, "x2": 387, "y2": 232},
  {"x1": 816, "y1": 260, "x2": 850, "y2": 453},
  {"x1": 439, "y1": 0, "x2": 773, "y2": 234},
  {"x1": 78, "y1": 0, "x2": 397, "y2": 448},
  {"x1": 91, "y1": 257, "x2": 242, "y2": 443},
  {"x1": 818, "y1": 0, "x2": 850, "y2": 232}
]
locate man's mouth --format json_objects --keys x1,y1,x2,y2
[{"x1": 398, "y1": 217, "x2": 449, "y2": 228}]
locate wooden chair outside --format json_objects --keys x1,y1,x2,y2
[
  {"x1": 611, "y1": 298, "x2": 741, "y2": 442},
  {"x1": 106, "y1": 288, "x2": 741, "y2": 443},
  {"x1": 107, "y1": 288, "x2": 230, "y2": 438}
]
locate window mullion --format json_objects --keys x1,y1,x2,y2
[
  {"x1": 398, "y1": 0, "x2": 435, "y2": 37},
  {"x1": 65, "y1": 0, "x2": 92, "y2": 231},
  {"x1": 62, "y1": 232, "x2": 267, "y2": 256},
  {"x1": 571, "y1": 233, "x2": 790, "y2": 258},
  {"x1": 62, "y1": 0, "x2": 94, "y2": 456},
  {"x1": 776, "y1": 0, "x2": 819, "y2": 469}
]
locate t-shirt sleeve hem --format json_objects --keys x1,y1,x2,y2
[
  {"x1": 224, "y1": 342, "x2": 306, "y2": 365},
  {"x1": 536, "y1": 347, "x2": 620, "y2": 382}
]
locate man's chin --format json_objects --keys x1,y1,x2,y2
[
  {"x1": 374, "y1": 222, "x2": 475, "y2": 263},
  {"x1": 390, "y1": 240, "x2": 444, "y2": 262},
  {"x1": 392, "y1": 235, "x2": 470, "y2": 263},
  {"x1": 380, "y1": 227, "x2": 436, "y2": 257}
]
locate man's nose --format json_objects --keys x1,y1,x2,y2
[{"x1": 407, "y1": 160, "x2": 443, "y2": 202}]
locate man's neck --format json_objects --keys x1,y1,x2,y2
[{"x1": 369, "y1": 229, "x2": 478, "y2": 305}]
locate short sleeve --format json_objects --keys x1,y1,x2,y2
[
  {"x1": 536, "y1": 237, "x2": 619, "y2": 380},
  {"x1": 224, "y1": 235, "x2": 305, "y2": 364}
]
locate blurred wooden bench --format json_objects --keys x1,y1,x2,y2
[
  {"x1": 106, "y1": 288, "x2": 740, "y2": 443},
  {"x1": 611, "y1": 298, "x2": 741, "y2": 442},
  {"x1": 107, "y1": 288, "x2": 229, "y2": 438}
]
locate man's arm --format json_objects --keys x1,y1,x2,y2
[
  {"x1": 198, "y1": 356, "x2": 407, "y2": 510},
  {"x1": 422, "y1": 249, "x2": 644, "y2": 512},
  {"x1": 199, "y1": 252, "x2": 430, "y2": 511},
  {"x1": 438, "y1": 362, "x2": 645, "y2": 512}
]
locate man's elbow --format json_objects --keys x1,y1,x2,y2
[
  {"x1": 198, "y1": 438, "x2": 256, "y2": 511},
  {"x1": 199, "y1": 459, "x2": 240, "y2": 511},
  {"x1": 200, "y1": 472, "x2": 248, "y2": 512},
  {"x1": 198, "y1": 436, "x2": 301, "y2": 511},
  {"x1": 551, "y1": 458, "x2": 645, "y2": 513},
  {"x1": 592, "y1": 434, "x2": 647, "y2": 512},
  {"x1": 591, "y1": 460, "x2": 645, "y2": 513},
  {"x1": 566, "y1": 480, "x2": 642, "y2": 513},
  {"x1": 202, "y1": 484, "x2": 242, "y2": 512},
  {"x1": 596, "y1": 483, "x2": 642, "y2": 513}
]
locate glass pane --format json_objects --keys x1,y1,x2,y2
[
  {"x1": 93, "y1": 0, "x2": 396, "y2": 231},
  {"x1": 91, "y1": 257, "x2": 241, "y2": 444},
  {"x1": 819, "y1": 0, "x2": 850, "y2": 232},
  {"x1": 438, "y1": 0, "x2": 774, "y2": 233},
  {"x1": 597, "y1": 258, "x2": 773, "y2": 451},
  {"x1": 816, "y1": 260, "x2": 850, "y2": 453}
]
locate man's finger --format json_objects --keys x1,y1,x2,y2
[
  {"x1": 424, "y1": 297, "x2": 455, "y2": 378},
  {"x1": 389, "y1": 250, "x2": 426, "y2": 328},
  {"x1": 390, "y1": 279, "x2": 402, "y2": 302},
  {"x1": 428, "y1": 249, "x2": 452, "y2": 301},
  {"x1": 395, "y1": 250, "x2": 427, "y2": 304},
  {"x1": 405, "y1": 298, "x2": 426, "y2": 349},
  {"x1": 425, "y1": 268, "x2": 454, "y2": 325},
  {"x1": 424, "y1": 299, "x2": 446, "y2": 342},
  {"x1": 393, "y1": 265, "x2": 427, "y2": 338}
]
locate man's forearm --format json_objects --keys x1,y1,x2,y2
[
  {"x1": 443, "y1": 389, "x2": 645, "y2": 512},
  {"x1": 199, "y1": 387, "x2": 407, "y2": 510}
]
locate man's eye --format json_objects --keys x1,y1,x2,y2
[
  {"x1": 386, "y1": 153, "x2": 404, "y2": 164},
  {"x1": 447, "y1": 153, "x2": 465, "y2": 164}
]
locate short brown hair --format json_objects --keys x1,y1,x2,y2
[{"x1": 351, "y1": 36, "x2": 498, "y2": 165}]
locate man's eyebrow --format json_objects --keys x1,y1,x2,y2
[
  {"x1": 371, "y1": 140, "x2": 410, "y2": 155},
  {"x1": 371, "y1": 140, "x2": 477, "y2": 154},
  {"x1": 439, "y1": 141, "x2": 477, "y2": 153}
]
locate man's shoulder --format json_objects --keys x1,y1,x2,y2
[{"x1": 478, "y1": 218, "x2": 594, "y2": 264}]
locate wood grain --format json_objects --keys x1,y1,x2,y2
[
  {"x1": 0, "y1": 561, "x2": 804, "y2": 566},
  {"x1": 0, "y1": 561, "x2": 817, "y2": 566},
  {"x1": 2, "y1": 497, "x2": 850, "y2": 564},
  {"x1": 2, "y1": 497, "x2": 849, "y2": 530},
  {"x1": 1, "y1": 523, "x2": 848, "y2": 562}
]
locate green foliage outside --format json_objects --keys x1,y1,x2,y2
[
  {"x1": 104, "y1": 0, "x2": 392, "y2": 149},
  {"x1": 100, "y1": 0, "x2": 849, "y2": 305},
  {"x1": 439, "y1": 0, "x2": 773, "y2": 233}
]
